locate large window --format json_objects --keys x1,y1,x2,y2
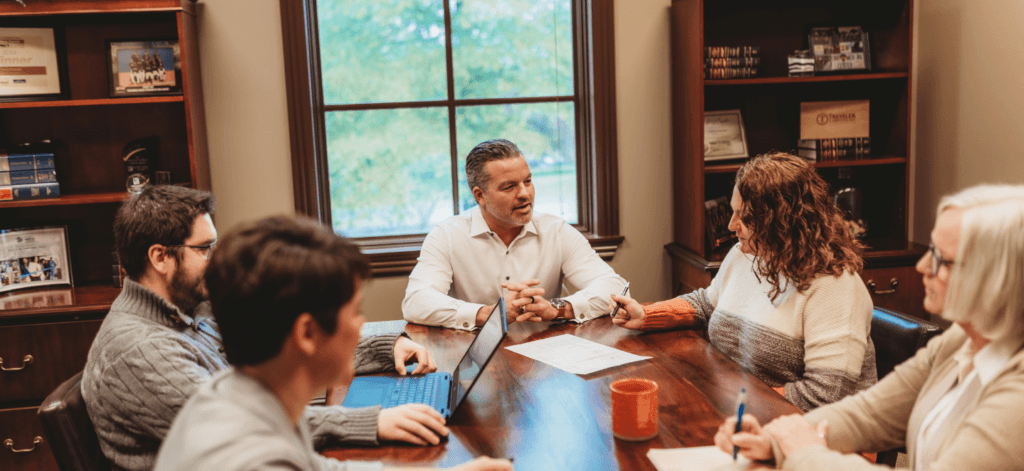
[{"x1": 281, "y1": 0, "x2": 620, "y2": 273}]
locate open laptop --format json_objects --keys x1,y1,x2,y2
[{"x1": 342, "y1": 300, "x2": 507, "y2": 419}]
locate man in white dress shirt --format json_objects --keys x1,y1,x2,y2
[{"x1": 403, "y1": 139, "x2": 627, "y2": 331}]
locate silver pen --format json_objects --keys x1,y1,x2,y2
[{"x1": 610, "y1": 282, "x2": 630, "y2": 318}]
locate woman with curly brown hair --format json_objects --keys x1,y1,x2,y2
[{"x1": 613, "y1": 152, "x2": 877, "y2": 411}]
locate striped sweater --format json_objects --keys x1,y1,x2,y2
[
  {"x1": 81, "y1": 279, "x2": 401, "y2": 471},
  {"x1": 642, "y1": 245, "x2": 877, "y2": 411}
]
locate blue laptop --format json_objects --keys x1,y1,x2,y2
[{"x1": 342, "y1": 300, "x2": 507, "y2": 419}]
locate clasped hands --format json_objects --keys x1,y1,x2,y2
[
  {"x1": 713, "y1": 413, "x2": 829, "y2": 463},
  {"x1": 503, "y1": 279, "x2": 564, "y2": 323}
]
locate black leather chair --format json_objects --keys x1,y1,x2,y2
[
  {"x1": 871, "y1": 306, "x2": 943, "y2": 380},
  {"x1": 37, "y1": 371, "x2": 111, "y2": 471},
  {"x1": 870, "y1": 307, "x2": 943, "y2": 465}
]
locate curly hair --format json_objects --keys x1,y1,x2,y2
[{"x1": 735, "y1": 152, "x2": 864, "y2": 301}]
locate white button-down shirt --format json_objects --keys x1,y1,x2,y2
[{"x1": 402, "y1": 206, "x2": 627, "y2": 330}]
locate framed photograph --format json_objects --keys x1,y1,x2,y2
[
  {"x1": 808, "y1": 26, "x2": 871, "y2": 73},
  {"x1": 0, "y1": 27, "x2": 64, "y2": 101},
  {"x1": 107, "y1": 39, "x2": 182, "y2": 97},
  {"x1": 0, "y1": 226, "x2": 73, "y2": 294},
  {"x1": 704, "y1": 109, "x2": 748, "y2": 161}
]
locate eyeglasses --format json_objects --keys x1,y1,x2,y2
[
  {"x1": 927, "y1": 243, "x2": 955, "y2": 276},
  {"x1": 166, "y1": 242, "x2": 217, "y2": 260}
]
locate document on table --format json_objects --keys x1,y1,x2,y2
[
  {"x1": 647, "y1": 446, "x2": 755, "y2": 471},
  {"x1": 504, "y1": 334, "x2": 650, "y2": 375}
]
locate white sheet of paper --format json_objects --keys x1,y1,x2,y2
[
  {"x1": 647, "y1": 446, "x2": 753, "y2": 471},
  {"x1": 504, "y1": 334, "x2": 650, "y2": 375}
]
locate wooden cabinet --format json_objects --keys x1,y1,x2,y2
[
  {"x1": 666, "y1": 0, "x2": 929, "y2": 320},
  {"x1": 0, "y1": 2, "x2": 207, "y2": 469}
]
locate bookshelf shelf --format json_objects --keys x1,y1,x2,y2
[
  {"x1": 0, "y1": 192, "x2": 128, "y2": 209},
  {"x1": 0, "y1": 96, "x2": 184, "y2": 110},
  {"x1": 0, "y1": 283, "x2": 122, "y2": 321},
  {"x1": 704, "y1": 156, "x2": 907, "y2": 174},
  {"x1": 704, "y1": 72, "x2": 909, "y2": 86}
]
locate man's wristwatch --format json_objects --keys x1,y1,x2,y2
[{"x1": 549, "y1": 297, "x2": 567, "y2": 317}]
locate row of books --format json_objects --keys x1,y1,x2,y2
[
  {"x1": 704, "y1": 46, "x2": 760, "y2": 81},
  {"x1": 796, "y1": 138, "x2": 871, "y2": 162},
  {"x1": 0, "y1": 152, "x2": 61, "y2": 201}
]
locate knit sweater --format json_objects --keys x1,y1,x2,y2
[
  {"x1": 640, "y1": 245, "x2": 877, "y2": 411},
  {"x1": 154, "y1": 369, "x2": 383, "y2": 471},
  {"x1": 784, "y1": 324, "x2": 1024, "y2": 470},
  {"x1": 82, "y1": 279, "x2": 401, "y2": 471}
]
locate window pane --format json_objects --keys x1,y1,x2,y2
[
  {"x1": 326, "y1": 108, "x2": 454, "y2": 237},
  {"x1": 318, "y1": 0, "x2": 447, "y2": 104},
  {"x1": 451, "y1": 0, "x2": 574, "y2": 99},
  {"x1": 455, "y1": 102, "x2": 577, "y2": 224}
]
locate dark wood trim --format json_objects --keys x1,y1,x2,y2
[
  {"x1": 279, "y1": 0, "x2": 622, "y2": 274},
  {"x1": 0, "y1": 0, "x2": 193, "y2": 16},
  {"x1": 323, "y1": 95, "x2": 576, "y2": 112},
  {"x1": 279, "y1": 0, "x2": 328, "y2": 220},
  {"x1": 588, "y1": 0, "x2": 620, "y2": 237}
]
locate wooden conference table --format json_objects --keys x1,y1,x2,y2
[{"x1": 324, "y1": 316, "x2": 801, "y2": 470}]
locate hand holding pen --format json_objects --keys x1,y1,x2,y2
[{"x1": 610, "y1": 283, "x2": 647, "y2": 330}]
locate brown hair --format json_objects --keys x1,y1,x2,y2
[
  {"x1": 735, "y1": 152, "x2": 863, "y2": 301},
  {"x1": 465, "y1": 139, "x2": 523, "y2": 192},
  {"x1": 114, "y1": 185, "x2": 216, "y2": 279},
  {"x1": 205, "y1": 216, "x2": 370, "y2": 366}
]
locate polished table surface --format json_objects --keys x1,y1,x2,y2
[{"x1": 324, "y1": 316, "x2": 801, "y2": 470}]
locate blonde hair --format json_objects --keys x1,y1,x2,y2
[{"x1": 938, "y1": 184, "x2": 1024, "y2": 344}]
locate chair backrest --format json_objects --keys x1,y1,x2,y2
[
  {"x1": 37, "y1": 371, "x2": 111, "y2": 471},
  {"x1": 871, "y1": 307, "x2": 943, "y2": 380}
]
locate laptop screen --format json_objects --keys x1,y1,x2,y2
[{"x1": 452, "y1": 299, "x2": 507, "y2": 409}]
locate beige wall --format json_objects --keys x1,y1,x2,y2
[
  {"x1": 197, "y1": 0, "x2": 676, "y2": 322},
  {"x1": 913, "y1": 0, "x2": 1024, "y2": 241}
]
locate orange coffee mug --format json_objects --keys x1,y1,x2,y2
[{"x1": 610, "y1": 378, "x2": 659, "y2": 441}]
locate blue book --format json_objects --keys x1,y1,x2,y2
[
  {"x1": 0, "y1": 169, "x2": 58, "y2": 186},
  {"x1": 0, "y1": 182, "x2": 61, "y2": 201},
  {"x1": 0, "y1": 153, "x2": 56, "y2": 172}
]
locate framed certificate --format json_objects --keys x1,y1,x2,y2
[
  {"x1": 703, "y1": 109, "x2": 749, "y2": 161},
  {"x1": 0, "y1": 27, "x2": 64, "y2": 100},
  {"x1": 0, "y1": 226, "x2": 73, "y2": 293}
]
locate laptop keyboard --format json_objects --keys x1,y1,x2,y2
[{"x1": 382, "y1": 375, "x2": 439, "y2": 408}]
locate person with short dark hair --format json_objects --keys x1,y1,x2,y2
[
  {"x1": 613, "y1": 152, "x2": 877, "y2": 411},
  {"x1": 83, "y1": 185, "x2": 445, "y2": 471},
  {"x1": 403, "y1": 139, "x2": 627, "y2": 330},
  {"x1": 154, "y1": 216, "x2": 513, "y2": 471}
]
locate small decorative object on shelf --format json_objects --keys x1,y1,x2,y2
[
  {"x1": 834, "y1": 168, "x2": 867, "y2": 238},
  {"x1": 808, "y1": 26, "x2": 871, "y2": 73},
  {"x1": 797, "y1": 137, "x2": 871, "y2": 162},
  {"x1": 0, "y1": 226, "x2": 72, "y2": 293},
  {"x1": 123, "y1": 136, "x2": 159, "y2": 193},
  {"x1": 107, "y1": 40, "x2": 182, "y2": 97},
  {"x1": 787, "y1": 50, "x2": 814, "y2": 77},
  {"x1": 704, "y1": 109, "x2": 748, "y2": 161},
  {"x1": 0, "y1": 27, "x2": 63, "y2": 100},
  {"x1": 704, "y1": 46, "x2": 759, "y2": 80},
  {"x1": 704, "y1": 196, "x2": 737, "y2": 250}
]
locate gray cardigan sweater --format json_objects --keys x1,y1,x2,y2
[{"x1": 82, "y1": 279, "x2": 401, "y2": 471}]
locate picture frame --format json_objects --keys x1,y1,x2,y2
[
  {"x1": 107, "y1": 39, "x2": 182, "y2": 97},
  {"x1": 808, "y1": 26, "x2": 871, "y2": 73},
  {"x1": 0, "y1": 226, "x2": 73, "y2": 294},
  {"x1": 703, "y1": 109, "x2": 749, "y2": 161},
  {"x1": 0, "y1": 27, "x2": 66, "y2": 101}
]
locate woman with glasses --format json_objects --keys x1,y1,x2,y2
[
  {"x1": 716, "y1": 184, "x2": 1024, "y2": 470},
  {"x1": 612, "y1": 152, "x2": 876, "y2": 411}
]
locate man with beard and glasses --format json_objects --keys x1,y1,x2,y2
[
  {"x1": 403, "y1": 139, "x2": 627, "y2": 330},
  {"x1": 83, "y1": 185, "x2": 448, "y2": 471}
]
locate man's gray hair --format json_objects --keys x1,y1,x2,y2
[
  {"x1": 465, "y1": 139, "x2": 523, "y2": 192},
  {"x1": 937, "y1": 184, "x2": 1024, "y2": 344}
]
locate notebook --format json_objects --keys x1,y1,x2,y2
[{"x1": 342, "y1": 300, "x2": 507, "y2": 419}]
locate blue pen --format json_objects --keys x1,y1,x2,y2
[{"x1": 733, "y1": 388, "x2": 747, "y2": 461}]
